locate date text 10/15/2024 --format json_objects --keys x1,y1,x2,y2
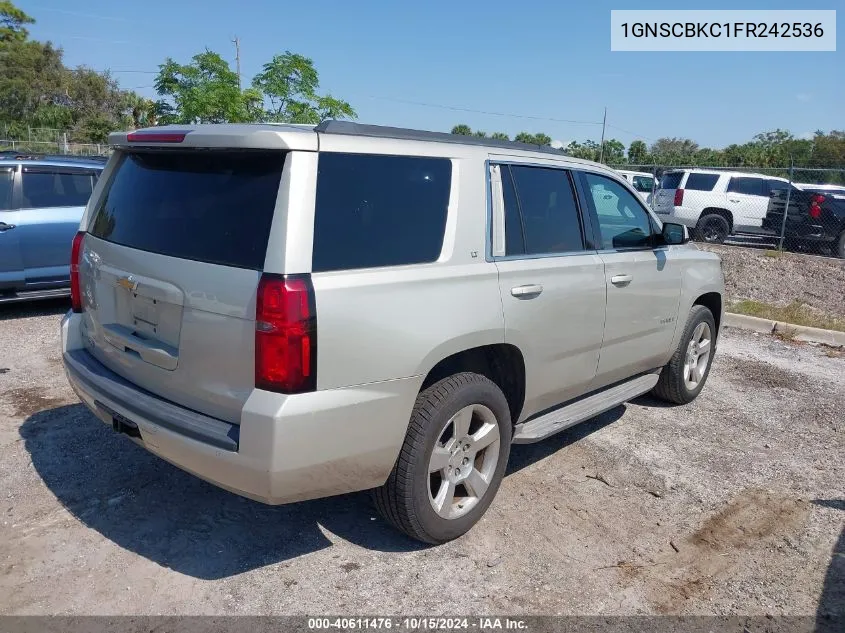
[{"x1": 308, "y1": 617, "x2": 529, "y2": 630}]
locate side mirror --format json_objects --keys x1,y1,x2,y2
[{"x1": 661, "y1": 222, "x2": 689, "y2": 245}]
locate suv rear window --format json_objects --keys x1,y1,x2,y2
[
  {"x1": 89, "y1": 150, "x2": 285, "y2": 270},
  {"x1": 312, "y1": 153, "x2": 451, "y2": 272},
  {"x1": 660, "y1": 172, "x2": 683, "y2": 190},
  {"x1": 685, "y1": 173, "x2": 719, "y2": 191}
]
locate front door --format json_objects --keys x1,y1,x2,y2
[
  {"x1": 490, "y1": 161, "x2": 606, "y2": 419},
  {"x1": 577, "y1": 170, "x2": 682, "y2": 388}
]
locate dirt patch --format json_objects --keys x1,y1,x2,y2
[
  {"x1": 720, "y1": 355, "x2": 810, "y2": 391},
  {"x1": 699, "y1": 244, "x2": 845, "y2": 321},
  {"x1": 3, "y1": 387, "x2": 68, "y2": 419},
  {"x1": 689, "y1": 489, "x2": 807, "y2": 551},
  {"x1": 645, "y1": 489, "x2": 810, "y2": 613}
]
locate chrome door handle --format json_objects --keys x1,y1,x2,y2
[
  {"x1": 610, "y1": 274, "x2": 633, "y2": 286},
  {"x1": 0, "y1": 222, "x2": 16, "y2": 232},
  {"x1": 728, "y1": 199, "x2": 740, "y2": 203},
  {"x1": 511, "y1": 284, "x2": 543, "y2": 299}
]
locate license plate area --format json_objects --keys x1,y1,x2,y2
[
  {"x1": 96, "y1": 401, "x2": 142, "y2": 439},
  {"x1": 130, "y1": 293, "x2": 160, "y2": 337}
]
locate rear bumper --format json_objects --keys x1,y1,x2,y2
[
  {"x1": 61, "y1": 311, "x2": 422, "y2": 505},
  {"x1": 654, "y1": 205, "x2": 699, "y2": 228}
]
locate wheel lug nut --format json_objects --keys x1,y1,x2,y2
[
  {"x1": 455, "y1": 468, "x2": 461, "y2": 475},
  {"x1": 462, "y1": 457, "x2": 469, "y2": 465}
]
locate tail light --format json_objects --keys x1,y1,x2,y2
[
  {"x1": 809, "y1": 194, "x2": 824, "y2": 220},
  {"x1": 255, "y1": 274, "x2": 316, "y2": 394},
  {"x1": 70, "y1": 231, "x2": 85, "y2": 313},
  {"x1": 673, "y1": 189, "x2": 684, "y2": 206}
]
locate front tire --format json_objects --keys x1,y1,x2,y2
[
  {"x1": 373, "y1": 373, "x2": 511, "y2": 544},
  {"x1": 836, "y1": 230, "x2": 845, "y2": 259},
  {"x1": 652, "y1": 305, "x2": 717, "y2": 405}
]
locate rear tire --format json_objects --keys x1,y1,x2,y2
[
  {"x1": 652, "y1": 305, "x2": 717, "y2": 405},
  {"x1": 836, "y1": 231, "x2": 845, "y2": 259},
  {"x1": 373, "y1": 373, "x2": 511, "y2": 544},
  {"x1": 696, "y1": 214, "x2": 730, "y2": 244}
]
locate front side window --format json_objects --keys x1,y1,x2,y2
[
  {"x1": 21, "y1": 169, "x2": 95, "y2": 208},
  {"x1": 499, "y1": 164, "x2": 584, "y2": 256},
  {"x1": 582, "y1": 172, "x2": 653, "y2": 249},
  {"x1": 313, "y1": 153, "x2": 451, "y2": 272},
  {"x1": 727, "y1": 177, "x2": 765, "y2": 196}
]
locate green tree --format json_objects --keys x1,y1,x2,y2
[
  {"x1": 601, "y1": 138, "x2": 625, "y2": 164},
  {"x1": 253, "y1": 52, "x2": 354, "y2": 124},
  {"x1": 155, "y1": 50, "x2": 261, "y2": 124},
  {"x1": 650, "y1": 137, "x2": 699, "y2": 163},
  {"x1": 566, "y1": 140, "x2": 600, "y2": 161},
  {"x1": 514, "y1": 132, "x2": 551, "y2": 146},
  {"x1": 490, "y1": 132, "x2": 509, "y2": 141},
  {"x1": 627, "y1": 140, "x2": 649, "y2": 164},
  {"x1": 451, "y1": 124, "x2": 472, "y2": 135},
  {"x1": 0, "y1": 0, "x2": 33, "y2": 43}
]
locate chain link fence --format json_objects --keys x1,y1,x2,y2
[
  {"x1": 611, "y1": 164, "x2": 845, "y2": 259},
  {"x1": 0, "y1": 125, "x2": 110, "y2": 157}
]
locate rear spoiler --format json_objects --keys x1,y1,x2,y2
[{"x1": 110, "y1": 124, "x2": 318, "y2": 151}]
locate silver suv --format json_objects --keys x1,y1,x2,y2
[{"x1": 61, "y1": 122, "x2": 724, "y2": 543}]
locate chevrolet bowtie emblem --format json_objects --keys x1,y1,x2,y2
[{"x1": 117, "y1": 275, "x2": 138, "y2": 292}]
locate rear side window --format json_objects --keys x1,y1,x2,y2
[
  {"x1": 727, "y1": 177, "x2": 765, "y2": 196},
  {"x1": 660, "y1": 172, "x2": 683, "y2": 190},
  {"x1": 685, "y1": 173, "x2": 719, "y2": 191},
  {"x1": 21, "y1": 169, "x2": 95, "y2": 208},
  {"x1": 0, "y1": 168, "x2": 12, "y2": 210},
  {"x1": 312, "y1": 153, "x2": 451, "y2": 272},
  {"x1": 504, "y1": 165, "x2": 583, "y2": 255},
  {"x1": 89, "y1": 150, "x2": 284, "y2": 270}
]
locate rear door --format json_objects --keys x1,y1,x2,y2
[
  {"x1": 78, "y1": 148, "x2": 288, "y2": 424},
  {"x1": 491, "y1": 161, "x2": 606, "y2": 417},
  {"x1": 17, "y1": 166, "x2": 97, "y2": 286},
  {"x1": 0, "y1": 166, "x2": 24, "y2": 291},
  {"x1": 653, "y1": 171, "x2": 684, "y2": 215},
  {"x1": 726, "y1": 176, "x2": 768, "y2": 231},
  {"x1": 578, "y1": 170, "x2": 682, "y2": 387}
]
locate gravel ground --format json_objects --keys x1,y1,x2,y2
[
  {"x1": 699, "y1": 244, "x2": 845, "y2": 317},
  {"x1": 0, "y1": 300, "x2": 843, "y2": 617}
]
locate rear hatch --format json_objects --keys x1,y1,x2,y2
[
  {"x1": 78, "y1": 148, "x2": 286, "y2": 424},
  {"x1": 653, "y1": 170, "x2": 684, "y2": 213}
]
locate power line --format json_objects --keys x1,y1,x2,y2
[
  {"x1": 606, "y1": 123, "x2": 653, "y2": 141},
  {"x1": 367, "y1": 95, "x2": 603, "y2": 126},
  {"x1": 27, "y1": 6, "x2": 130, "y2": 22}
]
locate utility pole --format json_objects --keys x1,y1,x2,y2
[
  {"x1": 598, "y1": 106, "x2": 607, "y2": 164},
  {"x1": 232, "y1": 36, "x2": 241, "y2": 91}
]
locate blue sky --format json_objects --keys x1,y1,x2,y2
[{"x1": 19, "y1": 0, "x2": 843, "y2": 149}]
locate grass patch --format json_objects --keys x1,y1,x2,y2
[
  {"x1": 763, "y1": 249, "x2": 784, "y2": 258},
  {"x1": 729, "y1": 299, "x2": 845, "y2": 333}
]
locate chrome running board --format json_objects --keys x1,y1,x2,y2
[{"x1": 512, "y1": 373, "x2": 659, "y2": 444}]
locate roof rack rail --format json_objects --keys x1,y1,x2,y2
[{"x1": 314, "y1": 121, "x2": 569, "y2": 156}]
